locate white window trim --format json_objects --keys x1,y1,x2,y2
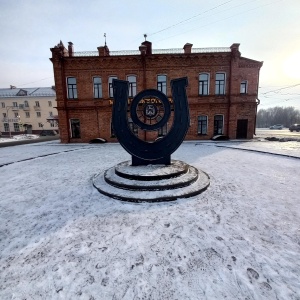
[
  {"x1": 199, "y1": 73, "x2": 210, "y2": 96},
  {"x1": 215, "y1": 72, "x2": 226, "y2": 95}
]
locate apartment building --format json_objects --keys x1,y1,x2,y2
[
  {"x1": 0, "y1": 87, "x2": 58, "y2": 136},
  {"x1": 50, "y1": 40, "x2": 263, "y2": 143}
]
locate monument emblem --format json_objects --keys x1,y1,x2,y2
[{"x1": 93, "y1": 77, "x2": 210, "y2": 202}]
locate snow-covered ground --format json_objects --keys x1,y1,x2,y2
[
  {"x1": 0, "y1": 140, "x2": 300, "y2": 299},
  {"x1": 0, "y1": 134, "x2": 39, "y2": 144}
]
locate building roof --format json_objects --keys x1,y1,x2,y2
[{"x1": 0, "y1": 87, "x2": 56, "y2": 98}]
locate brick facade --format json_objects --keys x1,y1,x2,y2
[{"x1": 50, "y1": 40, "x2": 263, "y2": 143}]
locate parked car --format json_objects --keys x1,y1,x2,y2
[
  {"x1": 289, "y1": 124, "x2": 300, "y2": 132},
  {"x1": 269, "y1": 124, "x2": 283, "y2": 129}
]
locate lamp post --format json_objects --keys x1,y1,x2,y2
[{"x1": 5, "y1": 106, "x2": 14, "y2": 138}]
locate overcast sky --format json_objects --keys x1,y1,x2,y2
[{"x1": 0, "y1": 0, "x2": 299, "y2": 109}]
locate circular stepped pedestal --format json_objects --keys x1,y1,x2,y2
[{"x1": 93, "y1": 160, "x2": 210, "y2": 203}]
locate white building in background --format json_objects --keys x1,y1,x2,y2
[{"x1": 0, "y1": 86, "x2": 58, "y2": 136}]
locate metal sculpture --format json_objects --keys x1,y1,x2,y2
[{"x1": 112, "y1": 77, "x2": 190, "y2": 166}]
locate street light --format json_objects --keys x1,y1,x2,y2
[{"x1": 5, "y1": 106, "x2": 14, "y2": 138}]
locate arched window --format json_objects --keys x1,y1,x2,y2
[
  {"x1": 127, "y1": 75, "x2": 137, "y2": 97},
  {"x1": 199, "y1": 73, "x2": 209, "y2": 95},
  {"x1": 197, "y1": 115, "x2": 208, "y2": 134},
  {"x1": 215, "y1": 73, "x2": 226, "y2": 95},
  {"x1": 93, "y1": 77, "x2": 102, "y2": 98},
  {"x1": 214, "y1": 115, "x2": 224, "y2": 135}
]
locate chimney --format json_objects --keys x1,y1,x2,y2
[
  {"x1": 68, "y1": 42, "x2": 74, "y2": 57},
  {"x1": 141, "y1": 41, "x2": 152, "y2": 55},
  {"x1": 97, "y1": 45, "x2": 110, "y2": 56},
  {"x1": 230, "y1": 43, "x2": 241, "y2": 58},
  {"x1": 139, "y1": 44, "x2": 147, "y2": 56},
  {"x1": 183, "y1": 43, "x2": 193, "y2": 54},
  {"x1": 10, "y1": 85, "x2": 16, "y2": 89}
]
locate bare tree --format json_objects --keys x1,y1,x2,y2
[{"x1": 256, "y1": 106, "x2": 300, "y2": 128}]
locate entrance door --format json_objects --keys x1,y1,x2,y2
[{"x1": 236, "y1": 119, "x2": 248, "y2": 139}]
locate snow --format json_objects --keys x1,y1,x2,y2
[
  {"x1": 0, "y1": 140, "x2": 300, "y2": 299},
  {"x1": 0, "y1": 134, "x2": 40, "y2": 144}
]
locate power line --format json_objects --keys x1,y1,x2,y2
[
  {"x1": 153, "y1": 0, "x2": 283, "y2": 43},
  {"x1": 16, "y1": 77, "x2": 54, "y2": 87},
  {"x1": 148, "y1": 0, "x2": 236, "y2": 37},
  {"x1": 261, "y1": 83, "x2": 300, "y2": 95}
]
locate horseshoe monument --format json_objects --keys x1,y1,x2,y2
[{"x1": 93, "y1": 77, "x2": 210, "y2": 202}]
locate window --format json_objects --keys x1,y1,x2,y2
[
  {"x1": 49, "y1": 112, "x2": 53, "y2": 117},
  {"x1": 3, "y1": 113, "x2": 6, "y2": 118},
  {"x1": 13, "y1": 102, "x2": 18, "y2": 107},
  {"x1": 36, "y1": 112, "x2": 41, "y2": 117},
  {"x1": 25, "y1": 112, "x2": 30, "y2": 118},
  {"x1": 50, "y1": 122, "x2": 55, "y2": 128},
  {"x1": 157, "y1": 75, "x2": 167, "y2": 94},
  {"x1": 110, "y1": 122, "x2": 116, "y2": 138},
  {"x1": 157, "y1": 115, "x2": 168, "y2": 137},
  {"x1": 13, "y1": 123, "x2": 20, "y2": 132},
  {"x1": 67, "y1": 77, "x2": 78, "y2": 99},
  {"x1": 158, "y1": 124, "x2": 168, "y2": 137},
  {"x1": 108, "y1": 76, "x2": 118, "y2": 98},
  {"x1": 35, "y1": 101, "x2": 40, "y2": 107},
  {"x1": 215, "y1": 73, "x2": 225, "y2": 95},
  {"x1": 4, "y1": 123, "x2": 9, "y2": 132},
  {"x1": 48, "y1": 101, "x2": 52, "y2": 107},
  {"x1": 240, "y1": 80, "x2": 247, "y2": 94},
  {"x1": 128, "y1": 118, "x2": 139, "y2": 136},
  {"x1": 93, "y1": 77, "x2": 102, "y2": 98},
  {"x1": 1, "y1": 102, "x2": 5, "y2": 108},
  {"x1": 198, "y1": 115, "x2": 208, "y2": 135},
  {"x1": 38, "y1": 123, "x2": 44, "y2": 128},
  {"x1": 199, "y1": 73, "x2": 209, "y2": 95},
  {"x1": 127, "y1": 75, "x2": 137, "y2": 97},
  {"x1": 214, "y1": 115, "x2": 224, "y2": 135},
  {"x1": 70, "y1": 119, "x2": 81, "y2": 138},
  {"x1": 24, "y1": 101, "x2": 29, "y2": 107},
  {"x1": 14, "y1": 112, "x2": 19, "y2": 118}
]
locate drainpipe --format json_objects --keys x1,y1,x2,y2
[
  {"x1": 60, "y1": 56, "x2": 70, "y2": 143},
  {"x1": 227, "y1": 57, "x2": 232, "y2": 137},
  {"x1": 254, "y1": 98, "x2": 260, "y2": 135}
]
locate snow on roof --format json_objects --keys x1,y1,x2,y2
[{"x1": 0, "y1": 87, "x2": 56, "y2": 98}]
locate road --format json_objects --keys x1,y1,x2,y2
[{"x1": 255, "y1": 128, "x2": 300, "y2": 139}]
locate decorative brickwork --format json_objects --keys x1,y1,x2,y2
[{"x1": 50, "y1": 40, "x2": 263, "y2": 143}]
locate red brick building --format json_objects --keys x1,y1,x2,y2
[{"x1": 50, "y1": 40, "x2": 263, "y2": 143}]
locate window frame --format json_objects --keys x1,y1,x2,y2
[
  {"x1": 240, "y1": 80, "x2": 248, "y2": 94},
  {"x1": 128, "y1": 118, "x2": 139, "y2": 136},
  {"x1": 127, "y1": 75, "x2": 137, "y2": 98},
  {"x1": 67, "y1": 77, "x2": 78, "y2": 99},
  {"x1": 93, "y1": 76, "x2": 102, "y2": 99},
  {"x1": 157, "y1": 75, "x2": 167, "y2": 95},
  {"x1": 25, "y1": 112, "x2": 30, "y2": 118},
  {"x1": 1, "y1": 102, "x2": 5, "y2": 108},
  {"x1": 13, "y1": 123, "x2": 20, "y2": 132},
  {"x1": 4, "y1": 123, "x2": 9, "y2": 132},
  {"x1": 214, "y1": 114, "x2": 224, "y2": 135},
  {"x1": 215, "y1": 72, "x2": 226, "y2": 95},
  {"x1": 199, "y1": 73, "x2": 210, "y2": 96},
  {"x1": 108, "y1": 76, "x2": 118, "y2": 98},
  {"x1": 36, "y1": 111, "x2": 41, "y2": 117},
  {"x1": 48, "y1": 101, "x2": 52, "y2": 107},
  {"x1": 70, "y1": 118, "x2": 81, "y2": 138},
  {"x1": 197, "y1": 115, "x2": 208, "y2": 135}
]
